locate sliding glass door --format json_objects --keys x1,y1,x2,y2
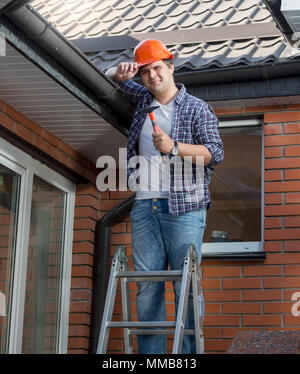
[{"x1": 0, "y1": 138, "x2": 75, "y2": 353}]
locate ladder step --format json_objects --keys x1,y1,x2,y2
[
  {"x1": 115, "y1": 270, "x2": 182, "y2": 282},
  {"x1": 128, "y1": 329, "x2": 197, "y2": 336},
  {"x1": 107, "y1": 321, "x2": 176, "y2": 328}
]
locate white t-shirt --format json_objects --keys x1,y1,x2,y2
[{"x1": 136, "y1": 99, "x2": 174, "y2": 199}]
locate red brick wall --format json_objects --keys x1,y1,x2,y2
[
  {"x1": 103, "y1": 104, "x2": 300, "y2": 354},
  {"x1": 2, "y1": 97, "x2": 300, "y2": 354}
]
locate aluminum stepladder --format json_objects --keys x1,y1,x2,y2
[{"x1": 96, "y1": 244, "x2": 204, "y2": 354}]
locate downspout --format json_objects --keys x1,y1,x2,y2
[{"x1": 91, "y1": 194, "x2": 135, "y2": 354}]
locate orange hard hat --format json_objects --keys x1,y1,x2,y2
[{"x1": 134, "y1": 39, "x2": 174, "y2": 67}]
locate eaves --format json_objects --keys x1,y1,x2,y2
[{"x1": 0, "y1": 0, "x2": 134, "y2": 137}]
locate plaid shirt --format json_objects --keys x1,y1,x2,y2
[{"x1": 119, "y1": 79, "x2": 224, "y2": 216}]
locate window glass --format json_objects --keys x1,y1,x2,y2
[
  {"x1": 0, "y1": 164, "x2": 20, "y2": 353},
  {"x1": 204, "y1": 126, "x2": 262, "y2": 243},
  {"x1": 22, "y1": 176, "x2": 66, "y2": 353}
]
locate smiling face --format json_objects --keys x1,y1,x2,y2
[{"x1": 139, "y1": 60, "x2": 175, "y2": 97}]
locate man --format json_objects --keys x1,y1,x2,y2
[{"x1": 107, "y1": 39, "x2": 224, "y2": 354}]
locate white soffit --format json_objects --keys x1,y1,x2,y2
[{"x1": 0, "y1": 43, "x2": 127, "y2": 164}]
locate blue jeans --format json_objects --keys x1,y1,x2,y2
[{"x1": 130, "y1": 198, "x2": 206, "y2": 354}]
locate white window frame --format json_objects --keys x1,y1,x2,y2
[
  {"x1": 202, "y1": 119, "x2": 264, "y2": 256},
  {"x1": 0, "y1": 137, "x2": 75, "y2": 353}
]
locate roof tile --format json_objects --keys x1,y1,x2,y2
[{"x1": 30, "y1": 0, "x2": 297, "y2": 71}]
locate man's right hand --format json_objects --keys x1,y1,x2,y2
[{"x1": 108, "y1": 62, "x2": 139, "y2": 83}]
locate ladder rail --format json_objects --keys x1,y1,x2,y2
[{"x1": 96, "y1": 248, "x2": 125, "y2": 354}]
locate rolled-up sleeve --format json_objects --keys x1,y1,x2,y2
[{"x1": 193, "y1": 103, "x2": 224, "y2": 167}]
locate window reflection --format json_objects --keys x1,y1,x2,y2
[
  {"x1": 204, "y1": 126, "x2": 262, "y2": 243},
  {"x1": 22, "y1": 176, "x2": 66, "y2": 354}
]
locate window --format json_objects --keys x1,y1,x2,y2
[
  {"x1": 202, "y1": 119, "x2": 263, "y2": 255},
  {"x1": 0, "y1": 138, "x2": 75, "y2": 353}
]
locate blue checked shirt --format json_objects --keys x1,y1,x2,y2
[{"x1": 119, "y1": 79, "x2": 224, "y2": 216}]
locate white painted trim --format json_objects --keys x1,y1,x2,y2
[
  {"x1": 202, "y1": 241, "x2": 263, "y2": 255},
  {"x1": 219, "y1": 119, "x2": 262, "y2": 128},
  {"x1": 204, "y1": 121, "x2": 263, "y2": 254}
]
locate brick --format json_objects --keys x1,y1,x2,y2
[
  {"x1": 264, "y1": 111, "x2": 300, "y2": 123},
  {"x1": 74, "y1": 217, "x2": 96, "y2": 231},
  {"x1": 264, "y1": 228, "x2": 300, "y2": 240},
  {"x1": 223, "y1": 278, "x2": 261, "y2": 289},
  {"x1": 68, "y1": 325, "x2": 91, "y2": 337},
  {"x1": 285, "y1": 216, "x2": 300, "y2": 228},
  {"x1": 243, "y1": 289, "x2": 282, "y2": 301},
  {"x1": 264, "y1": 277, "x2": 300, "y2": 288},
  {"x1": 285, "y1": 169, "x2": 300, "y2": 180},
  {"x1": 264, "y1": 147, "x2": 283, "y2": 158},
  {"x1": 69, "y1": 301, "x2": 92, "y2": 313},
  {"x1": 285, "y1": 146, "x2": 300, "y2": 157},
  {"x1": 242, "y1": 315, "x2": 282, "y2": 326},
  {"x1": 205, "y1": 303, "x2": 221, "y2": 313},
  {"x1": 284, "y1": 315, "x2": 300, "y2": 326},
  {"x1": 73, "y1": 230, "x2": 95, "y2": 242},
  {"x1": 243, "y1": 265, "x2": 282, "y2": 276},
  {"x1": 110, "y1": 233, "x2": 132, "y2": 245},
  {"x1": 265, "y1": 253, "x2": 300, "y2": 264},
  {"x1": 100, "y1": 200, "x2": 124, "y2": 211},
  {"x1": 265, "y1": 134, "x2": 300, "y2": 147},
  {"x1": 264, "y1": 217, "x2": 282, "y2": 228},
  {"x1": 265, "y1": 204, "x2": 300, "y2": 216},
  {"x1": 265, "y1": 181, "x2": 300, "y2": 193},
  {"x1": 265, "y1": 158, "x2": 300, "y2": 169},
  {"x1": 203, "y1": 266, "x2": 241, "y2": 278},
  {"x1": 204, "y1": 290, "x2": 241, "y2": 302},
  {"x1": 264, "y1": 193, "x2": 283, "y2": 205},
  {"x1": 203, "y1": 327, "x2": 221, "y2": 338},
  {"x1": 264, "y1": 241, "x2": 282, "y2": 252},
  {"x1": 71, "y1": 278, "x2": 93, "y2": 289},
  {"x1": 204, "y1": 315, "x2": 240, "y2": 326},
  {"x1": 263, "y1": 302, "x2": 293, "y2": 314},
  {"x1": 285, "y1": 193, "x2": 300, "y2": 203},
  {"x1": 285, "y1": 240, "x2": 300, "y2": 252},
  {"x1": 204, "y1": 339, "x2": 231, "y2": 352},
  {"x1": 264, "y1": 170, "x2": 282, "y2": 181},
  {"x1": 285, "y1": 265, "x2": 300, "y2": 276},
  {"x1": 222, "y1": 302, "x2": 261, "y2": 314},
  {"x1": 75, "y1": 195, "x2": 100, "y2": 210},
  {"x1": 284, "y1": 123, "x2": 300, "y2": 133},
  {"x1": 72, "y1": 253, "x2": 94, "y2": 266},
  {"x1": 264, "y1": 124, "x2": 282, "y2": 135}
]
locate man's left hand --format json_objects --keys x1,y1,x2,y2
[{"x1": 152, "y1": 131, "x2": 174, "y2": 154}]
